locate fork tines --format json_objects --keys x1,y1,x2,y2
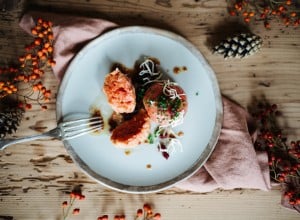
[{"x1": 62, "y1": 116, "x2": 104, "y2": 140}]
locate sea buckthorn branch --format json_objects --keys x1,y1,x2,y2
[
  {"x1": 227, "y1": 0, "x2": 300, "y2": 29},
  {"x1": 97, "y1": 203, "x2": 161, "y2": 220},
  {"x1": 61, "y1": 188, "x2": 162, "y2": 220},
  {"x1": 61, "y1": 188, "x2": 86, "y2": 219},
  {"x1": 251, "y1": 100, "x2": 300, "y2": 209},
  {"x1": 0, "y1": 17, "x2": 55, "y2": 111}
]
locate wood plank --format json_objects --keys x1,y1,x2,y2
[{"x1": 0, "y1": 0, "x2": 299, "y2": 219}]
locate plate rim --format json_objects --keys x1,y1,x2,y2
[{"x1": 56, "y1": 25, "x2": 223, "y2": 194}]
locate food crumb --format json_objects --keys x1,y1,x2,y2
[
  {"x1": 177, "y1": 131, "x2": 184, "y2": 137},
  {"x1": 146, "y1": 164, "x2": 152, "y2": 169},
  {"x1": 173, "y1": 66, "x2": 187, "y2": 74},
  {"x1": 124, "y1": 150, "x2": 131, "y2": 156}
]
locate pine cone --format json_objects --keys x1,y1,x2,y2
[
  {"x1": 213, "y1": 33, "x2": 263, "y2": 59},
  {"x1": 0, "y1": 107, "x2": 24, "y2": 139}
]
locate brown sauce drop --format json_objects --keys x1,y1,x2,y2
[
  {"x1": 146, "y1": 164, "x2": 152, "y2": 169},
  {"x1": 124, "y1": 150, "x2": 131, "y2": 156},
  {"x1": 177, "y1": 131, "x2": 184, "y2": 137},
  {"x1": 173, "y1": 66, "x2": 187, "y2": 74},
  {"x1": 90, "y1": 108, "x2": 104, "y2": 134}
]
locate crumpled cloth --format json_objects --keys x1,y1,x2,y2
[{"x1": 19, "y1": 12, "x2": 271, "y2": 192}]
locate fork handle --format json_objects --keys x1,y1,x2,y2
[{"x1": 0, "y1": 128, "x2": 61, "y2": 151}]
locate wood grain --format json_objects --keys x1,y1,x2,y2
[{"x1": 0, "y1": 0, "x2": 299, "y2": 219}]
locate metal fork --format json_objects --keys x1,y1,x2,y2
[{"x1": 0, "y1": 116, "x2": 104, "y2": 151}]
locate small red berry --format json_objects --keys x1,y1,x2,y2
[
  {"x1": 136, "y1": 209, "x2": 143, "y2": 217},
  {"x1": 72, "y1": 208, "x2": 80, "y2": 215},
  {"x1": 229, "y1": 10, "x2": 236, "y2": 16},
  {"x1": 143, "y1": 204, "x2": 151, "y2": 211},
  {"x1": 70, "y1": 192, "x2": 76, "y2": 198},
  {"x1": 154, "y1": 213, "x2": 162, "y2": 220},
  {"x1": 62, "y1": 201, "x2": 68, "y2": 208},
  {"x1": 79, "y1": 194, "x2": 85, "y2": 200}
]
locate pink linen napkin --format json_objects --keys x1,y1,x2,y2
[{"x1": 19, "y1": 12, "x2": 271, "y2": 192}]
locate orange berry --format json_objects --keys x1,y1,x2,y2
[
  {"x1": 37, "y1": 50, "x2": 44, "y2": 57},
  {"x1": 41, "y1": 54, "x2": 47, "y2": 60},
  {"x1": 278, "y1": 5, "x2": 285, "y2": 12},
  {"x1": 23, "y1": 76, "x2": 29, "y2": 83},
  {"x1": 19, "y1": 56, "x2": 25, "y2": 62},
  {"x1": 44, "y1": 97, "x2": 50, "y2": 102},
  {"x1": 136, "y1": 209, "x2": 143, "y2": 217},
  {"x1": 25, "y1": 103, "x2": 32, "y2": 110},
  {"x1": 47, "y1": 59, "x2": 55, "y2": 66},
  {"x1": 244, "y1": 17, "x2": 251, "y2": 23},
  {"x1": 2, "y1": 86, "x2": 8, "y2": 91},
  {"x1": 229, "y1": 10, "x2": 236, "y2": 16},
  {"x1": 62, "y1": 201, "x2": 68, "y2": 208},
  {"x1": 39, "y1": 70, "x2": 44, "y2": 75},
  {"x1": 286, "y1": 0, "x2": 292, "y2": 5},
  {"x1": 34, "y1": 38, "x2": 42, "y2": 45},
  {"x1": 42, "y1": 21, "x2": 49, "y2": 28},
  {"x1": 249, "y1": 12, "x2": 255, "y2": 17},
  {"x1": 31, "y1": 28, "x2": 38, "y2": 35},
  {"x1": 263, "y1": 8, "x2": 270, "y2": 14},
  {"x1": 79, "y1": 194, "x2": 85, "y2": 200},
  {"x1": 70, "y1": 192, "x2": 76, "y2": 198},
  {"x1": 18, "y1": 102, "x2": 24, "y2": 109},
  {"x1": 48, "y1": 33, "x2": 54, "y2": 40},
  {"x1": 29, "y1": 73, "x2": 39, "y2": 80},
  {"x1": 26, "y1": 53, "x2": 32, "y2": 60},
  {"x1": 47, "y1": 46, "x2": 53, "y2": 53},
  {"x1": 114, "y1": 215, "x2": 120, "y2": 220},
  {"x1": 17, "y1": 74, "x2": 25, "y2": 81},
  {"x1": 75, "y1": 193, "x2": 81, "y2": 200},
  {"x1": 242, "y1": 11, "x2": 248, "y2": 17},
  {"x1": 32, "y1": 60, "x2": 38, "y2": 66},
  {"x1": 283, "y1": 18, "x2": 290, "y2": 26},
  {"x1": 154, "y1": 213, "x2": 161, "y2": 220},
  {"x1": 290, "y1": 12, "x2": 297, "y2": 17},
  {"x1": 98, "y1": 215, "x2": 108, "y2": 220},
  {"x1": 72, "y1": 208, "x2": 80, "y2": 215},
  {"x1": 38, "y1": 33, "x2": 44, "y2": 38},
  {"x1": 36, "y1": 25, "x2": 42, "y2": 31},
  {"x1": 33, "y1": 68, "x2": 39, "y2": 74},
  {"x1": 37, "y1": 82, "x2": 43, "y2": 89},
  {"x1": 293, "y1": 19, "x2": 300, "y2": 26},
  {"x1": 44, "y1": 42, "x2": 50, "y2": 48},
  {"x1": 32, "y1": 85, "x2": 39, "y2": 91},
  {"x1": 119, "y1": 215, "x2": 125, "y2": 220},
  {"x1": 143, "y1": 204, "x2": 151, "y2": 212},
  {"x1": 264, "y1": 21, "x2": 271, "y2": 29},
  {"x1": 37, "y1": 18, "x2": 43, "y2": 24}
]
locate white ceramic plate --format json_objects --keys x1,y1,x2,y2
[{"x1": 57, "y1": 26, "x2": 222, "y2": 193}]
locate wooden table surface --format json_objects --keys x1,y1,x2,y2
[{"x1": 0, "y1": 0, "x2": 299, "y2": 219}]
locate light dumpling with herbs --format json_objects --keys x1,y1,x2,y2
[{"x1": 143, "y1": 81, "x2": 188, "y2": 127}]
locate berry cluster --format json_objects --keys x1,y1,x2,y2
[
  {"x1": 227, "y1": 0, "x2": 300, "y2": 29},
  {"x1": 61, "y1": 190, "x2": 85, "y2": 219},
  {"x1": 97, "y1": 203, "x2": 161, "y2": 220},
  {"x1": 251, "y1": 101, "x2": 300, "y2": 208},
  {"x1": 0, "y1": 18, "x2": 54, "y2": 111}
]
